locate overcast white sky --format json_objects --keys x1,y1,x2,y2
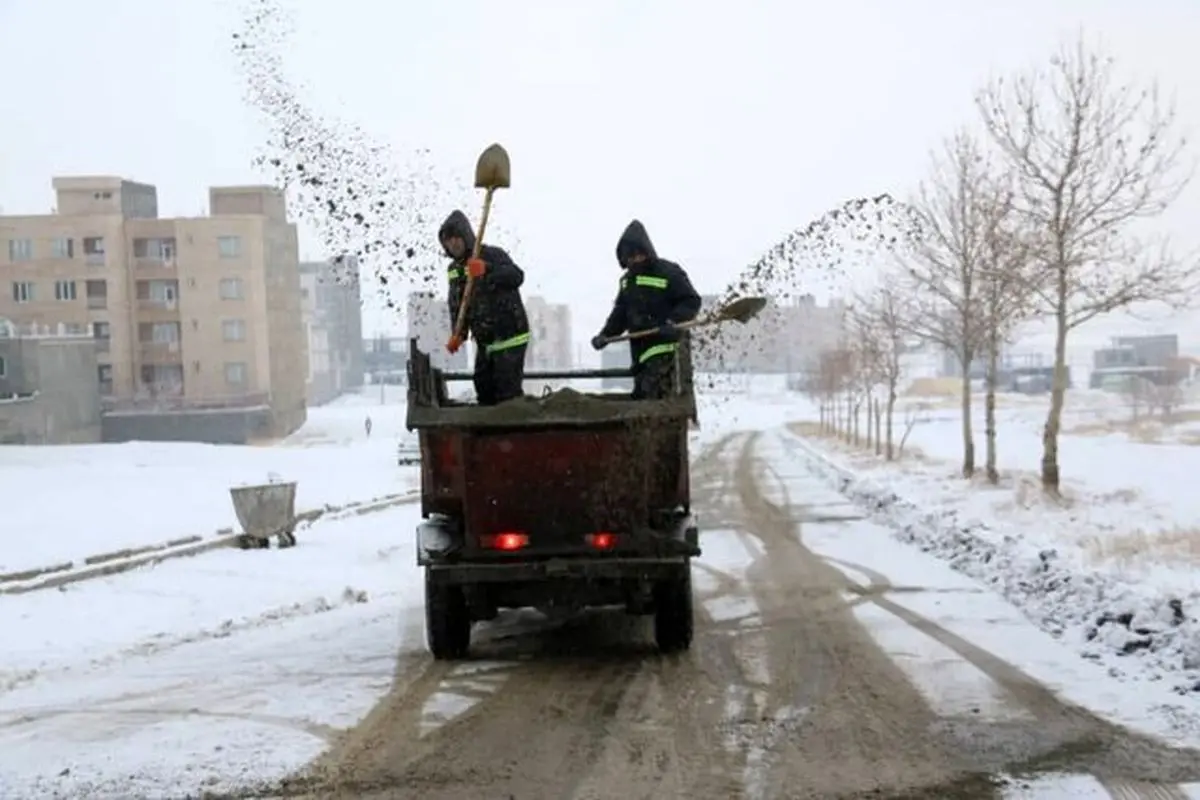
[{"x1": 2, "y1": 0, "x2": 1198, "y2": 350}]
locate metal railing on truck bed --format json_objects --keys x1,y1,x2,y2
[{"x1": 404, "y1": 337, "x2": 697, "y2": 430}]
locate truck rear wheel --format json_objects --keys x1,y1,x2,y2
[
  {"x1": 425, "y1": 572, "x2": 471, "y2": 660},
  {"x1": 654, "y1": 564, "x2": 694, "y2": 653}
]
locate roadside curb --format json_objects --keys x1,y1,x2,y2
[{"x1": 0, "y1": 490, "x2": 420, "y2": 596}]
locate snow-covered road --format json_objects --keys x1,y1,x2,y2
[{"x1": 3, "y1": 422, "x2": 1200, "y2": 798}]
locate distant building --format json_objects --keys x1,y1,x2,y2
[
  {"x1": 0, "y1": 175, "x2": 307, "y2": 442},
  {"x1": 407, "y1": 291, "x2": 467, "y2": 371},
  {"x1": 524, "y1": 295, "x2": 572, "y2": 370},
  {"x1": 1090, "y1": 334, "x2": 1180, "y2": 388},
  {"x1": 692, "y1": 293, "x2": 845, "y2": 374},
  {"x1": 0, "y1": 328, "x2": 101, "y2": 444},
  {"x1": 299, "y1": 256, "x2": 365, "y2": 405},
  {"x1": 363, "y1": 336, "x2": 410, "y2": 384}
]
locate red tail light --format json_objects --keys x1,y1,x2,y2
[
  {"x1": 586, "y1": 532, "x2": 618, "y2": 550},
  {"x1": 481, "y1": 532, "x2": 529, "y2": 551}
]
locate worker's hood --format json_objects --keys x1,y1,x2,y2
[
  {"x1": 615, "y1": 219, "x2": 658, "y2": 268},
  {"x1": 438, "y1": 209, "x2": 476, "y2": 258}
]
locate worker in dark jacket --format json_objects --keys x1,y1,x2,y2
[
  {"x1": 439, "y1": 209, "x2": 530, "y2": 405},
  {"x1": 590, "y1": 220, "x2": 702, "y2": 399}
]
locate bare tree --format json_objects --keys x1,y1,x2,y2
[
  {"x1": 897, "y1": 131, "x2": 994, "y2": 477},
  {"x1": 977, "y1": 33, "x2": 1196, "y2": 493},
  {"x1": 975, "y1": 174, "x2": 1039, "y2": 483},
  {"x1": 850, "y1": 284, "x2": 907, "y2": 460},
  {"x1": 815, "y1": 349, "x2": 854, "y2": 437},
  {"x1": 846, "y1": 307, "x2": 883, "y2": 448}
]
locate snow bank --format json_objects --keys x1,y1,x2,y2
[{"x1": 783, "y1": 433, "x2": 1200, "y2": 695}]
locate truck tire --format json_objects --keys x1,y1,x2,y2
[
  {"x1": 654, "y1": 564, "x2": 694, "y2": 653},
  {"x1": 425, "y1": 572, "x2": 471, "y2": 660}
]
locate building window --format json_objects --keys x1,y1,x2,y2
[
  {"x1": 133, "y1": 237, "x2": 177, "y2": 262},
  {"x1": 217, "y1": 235, "x2": 241, "y2": 259},
  {"x1": 93, "y1": 321, "x2": 111, "y2": 352},
  {"x1": 86, "y1": 279, "x2": 107, "y2": 309},
  {"x1": 219, "y1": 277, "x2": 244, "y2": 300},
  {"x1": 98, "y1": 364, "x2": 113, "y2": 395},
  {"x1": 11, "y1": 282, "x2": 34, "y2": 303},
  {"x1": 0, "y1": 356, "x2": 6, "y2": 378},
  {"x1": 51, "y1": 237, "x2": 75, "y2": 259},
  {"x1": 224, "y1": 361, "x2": 247, "y2": 386},
  {"x1": 222, "y1": 319, "x2": 246, "y2": 341},
  {"x1": 83, "y1": 236, "x2": 105, "y2": 266},
  {"x1": 63, "y1": 323, "x2": 86, "y2": 335},
  {"x1": 151, "y1": 322, "x2": 180, "y2": 343},
  {"x1": 7, "y1": 239, "x2": 32, "y2": 262},
  {"x1": 54, "y1": 280, "x2": 78, "y2": 301}
]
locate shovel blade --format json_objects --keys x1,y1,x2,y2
[
  {"x1": 474, "y1": 143, "x2": 511, "y2": 189},
  {"x1": 717, "y1": 296, "x2": 768, "y2": 324}
]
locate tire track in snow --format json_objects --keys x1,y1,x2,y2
[{"x1": 759, "y1": 430, "x2": 1200, "y2": 798}]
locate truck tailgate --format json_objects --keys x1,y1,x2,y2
[{"x1": 462, "y1": 427, "x2": 647, "y2": 547}]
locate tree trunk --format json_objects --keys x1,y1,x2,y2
[
  {"x1": 960, "y1": 356, "x2": 976, "y2": 478},
  {"x1": 874, "y1": 397, "x2": 882, "y2": 456},
  {"x1": 865, "y1": 393, "x2": 874, "y2": 448},
  {"x1": 1042, "y1": 292, "x2": 1069, "y2": 493},
  {"x1": 885, "y1": 386, "x2": 896, "y2": 461},
  {"x1": 984, "y1": 336, "x2": 999, "y2": 485}
]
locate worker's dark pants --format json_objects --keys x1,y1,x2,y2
[
  {"x1": 632, "y1": 353, "x2": 676, "y2": 400},
  {"x1": 474, "y1": 343, "x2": 527, "y2": 406}
]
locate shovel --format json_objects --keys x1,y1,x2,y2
[
  {"x1": 447, "y1": 143, "x2": 511, "y2": 352},
  {"x1": 604, "y1": 296, "x2": 768, "y2": 343}
]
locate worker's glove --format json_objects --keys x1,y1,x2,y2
[
  {"x1": 657, "y1": 322, "x2": 682, "y2": 339},
  {"x1": 446, "y1": 334, "x2": 464, "y2": 354},
  {"x1": 466, "y1": 258, "x2": 487, "y2": 279},
  {"x1": 590, "y1": 334, "x2": 608, "y2": 351}
]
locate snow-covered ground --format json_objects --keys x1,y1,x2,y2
[
  {"x1": 4, "y1": 379, "x2": 1200, "y2": 797},
  {"x1": 0, "y1": 387, "x2": 417, "y2": 574},
  {"x1": 0, "y1": 501, "x2": 425, "y2": 798},
  {"x1": 787, "y1": 387, "x2": 1200, "y2": 694}
]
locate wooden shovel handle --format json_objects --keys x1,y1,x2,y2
[{"x1": 451, "y1": 188, "x2": 496, "y2": 342}]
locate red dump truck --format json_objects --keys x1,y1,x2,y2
[{"x1": 406, "y1": 339, "x2": 700, "y2": 659}]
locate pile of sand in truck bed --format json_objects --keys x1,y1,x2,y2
[{"x1": 408, "y1": 387, "x2": 694, "y2": 429}]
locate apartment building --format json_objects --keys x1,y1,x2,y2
[
  {"x1": 299, "y1": 256, "x2": 365, "y2": 404},
  {"x1": 524, "y1": 295, "x2": 573, "y2": 371},
  {"x1": 0, "y1": 176, "x2": 307, "y2": 439}
]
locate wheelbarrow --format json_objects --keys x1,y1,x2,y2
[{"x1": 230, "y1": 480, "x2": 299, "y2": 549}]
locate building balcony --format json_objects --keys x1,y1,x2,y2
[
  {"x1": 95, "y1": 338, "x2": 111, "y2": 353},
  {"x1": 138, "y1": 341, "x2": 181, "y2": 362},
  {"x1": 87, "y1": 296, "x2": 108, "y2": 310},
  {"x1": 137, "y1": 298, "x2": 178, "y2": 314},
  {"x1": 135, "y1": 257, "x2": 177, "y2": 275},
  {"x1": 85, "y1": 253, "x2": 106, "y2": 266}
]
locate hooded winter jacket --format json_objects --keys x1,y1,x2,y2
[
  {"x1": 439, "y1": 210, "x2": 530, "y2": 350},
  {"x1": 599, "y1": 220, "x2": 702, "y2": 366}
]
